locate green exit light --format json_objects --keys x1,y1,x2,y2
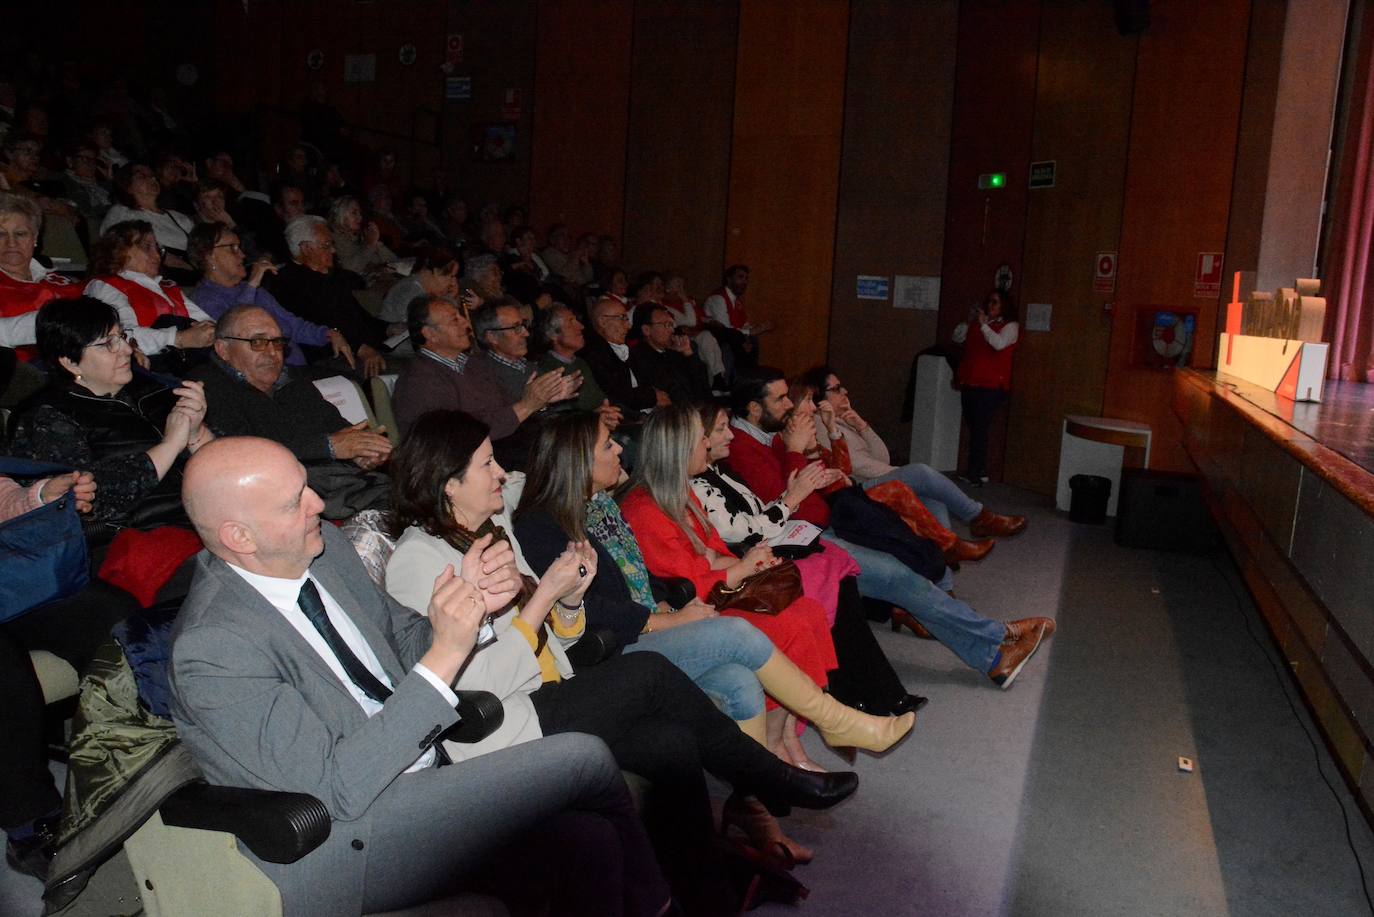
[{"x1": 978, "y1": 172, "x2": 1007, "y2": 190}]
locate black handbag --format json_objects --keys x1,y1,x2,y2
[{"x1": 826, "y1": 485, "x2": 945, "y2": 583}]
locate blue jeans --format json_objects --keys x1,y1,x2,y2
[
  {"x1": 624, "y1": 615, "x2": 773, "y2": 720},
  {"x1": 824, "y1": 531, "x2": 1005, "y2": 673},
  {"x1": 862, "y1": 462, "x2": 983, "y2": 528}
]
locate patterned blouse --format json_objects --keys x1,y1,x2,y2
[{"x1": 690, "y1": 464, "x2": 791, "y2": 547}]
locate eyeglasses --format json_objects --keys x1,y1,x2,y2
[
  {"x1": 490, "y1": 321, "x2": 531, "y2": 334},
  {"x1": 303, "y1": 238, "x2": 336, "y2": 251},
  {"x1": 219, "y1": 335, "x2": 290, "y2": 352},
  {"x1": 648, "y1": 319, "x2": 676, "y2": 329},
  {"x1": 0, "y1": 228, "x2": 34, "y2": 244},
  {"x1": 599, "y1": 314, "x2": 630, "y2": 324},
  {"x1": 213, "y1": 242, "x2": 243, "y2": 253},
  {"x1": 824, "y1": 384, "x2": 847, "y2": 395},
  {"x1": 85, "y1": 331, "x2": 132, "y2": 353}
]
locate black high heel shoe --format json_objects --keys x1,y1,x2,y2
[
  {"x1": 753, "y1": 764, "x2": 858, "y2": 816},
  {"x1": 890, "y1": 693, "x2": 929, "y2": 715}
]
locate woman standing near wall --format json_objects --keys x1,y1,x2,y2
[{"x1": 952, "y1": 289, "x2": 1019, "y2": 486}]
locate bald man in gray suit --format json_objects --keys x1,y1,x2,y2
[{"x1": 168, "y1": 437, "x2": 668, "y2": 916}]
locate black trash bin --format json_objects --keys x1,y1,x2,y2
[{"x1": 1068, "y1": 474, "x2": 1111, "y2": 524}]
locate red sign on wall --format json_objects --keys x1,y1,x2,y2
[
  {"x1": 1194, "y1": 252, "x2": 1224, "y2": 298},
  {"x1": 1093, "y1": 252, "x2": 1117, "y2": 294}
]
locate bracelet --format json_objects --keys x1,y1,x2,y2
[
  {"x1": 557, "y1": 597, "x2": 581, "y2": 611},
  {"x1": 553, "y1": 599, "x2": 582, "y2": 626}
]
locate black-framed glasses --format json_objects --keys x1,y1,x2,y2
[
  {"x1": 490, "y1": 321, "x2": 531, "y2": 334},
  {"x1": 824, "y1": 383, "x2": 847, "y2": 395},
  {"x1": 213, "y1": 242, "x2": 243, "y2": 253},
  {"x1": 599, "y1": 314, "x2": 630, "y2": 324},
  {"x1": 84, "y1": 331, "x2": 132, "y2": 353},
  {"x1": 219, "y1": 335, "x2": 290, "y2": 352}
]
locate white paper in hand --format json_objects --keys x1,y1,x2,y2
[{"x1": 768, "y1": 520, "x2": 823, "y2": 548}]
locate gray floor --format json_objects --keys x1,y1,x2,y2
[{"x1": 6, "y1": 484, "x2": 1374, "y2": 916}]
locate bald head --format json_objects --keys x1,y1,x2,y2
[
  {"x1": 591, "y1": 297, "x2": 629, "y2": 345},
  {"x1": 184, "y1": 437, "x2": 326, "y2": 577}
]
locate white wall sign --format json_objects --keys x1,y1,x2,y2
[
  {"x1": 894, "y1": 275, "x2": 940, "y2": 311},
  {"x1": 1025, "y1": 302, "x2": 1052, "y2": 332}
]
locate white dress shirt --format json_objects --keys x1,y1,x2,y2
[{"x1": 228, "y1": 564, "x2": 457, "y2": 773}]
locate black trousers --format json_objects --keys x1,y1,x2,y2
[
  {"x1": 532, "y1": 651, "x2": 798, "y2": 915},
  {"x1": 961, "y1": 386, "x2": 1009, "y2": 479},
  {"x1": 0, "y1": 580, "x2": 139, "y2": 829},
  {"x1": 827, "y1": 577, "x2": 910, "y2": 713}
]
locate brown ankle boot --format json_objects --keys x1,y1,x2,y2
[
  {"x1": 944, "y1": 537, "x2": 995, "y2": 563},
  {"x1": 969, "y1": 508, "x2": 1028, "y2": 538}
]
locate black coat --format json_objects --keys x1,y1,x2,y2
[
  {"x1": 577, "y1": 333, "x2": 656, "y2": 413},
  {"x1": 263, "y1": 262, "x2": 387, "y2": 353}
]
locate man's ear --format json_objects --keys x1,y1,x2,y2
[{"x1": 218, "y1": 519, "x2": 256, "y2": 557}]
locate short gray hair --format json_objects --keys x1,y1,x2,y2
[
  {"x1": 538, "y1": 302, "x2": 572, "y2": 341},
  {"x1": 285, "y1": 215, "x2": 328, "y2": 259},
  {"x1": 327, "y1": 195, "x2": 358, "y2": 231},
  {"x1": 470, "y1": 302, "x2": 513, "y2": 344},
  {"x1": 0, "y1": 192, "x2": 43, "y2": 235},
  {"x1": 462, "y1": 254, "x2": 497, "y2": 284}
]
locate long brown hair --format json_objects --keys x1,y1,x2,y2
[{"x1": 514, "y1": 411, "x2": 601, "y2": 541}]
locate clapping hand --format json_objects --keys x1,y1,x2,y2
[
  {"x1": 423, "y1": 564, "x2": 488, "y2": 679},
  {"x1": 460, "y1": 533, "x2": 522, "y2": 614}
]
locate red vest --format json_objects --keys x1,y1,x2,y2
[
  {"x1": 710, "y1": 287, "x2": 749, "y2": 329},
  {"x1": 0, "y1": 266, "x2": 82, "y2": 360},
  {"x1": 956, "y1": 319, "x2": 1017, "y2": 391},
  {"x1": 90, "y1": 275, "x2": 191, "y2": 326}
]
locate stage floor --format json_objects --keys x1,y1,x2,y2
[{"x1": 1210, "y1": 372, "x2": 1374, "y2": 476}]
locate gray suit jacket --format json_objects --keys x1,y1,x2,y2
[{"x1": 169, "y1": 523, "x2": 460, "y2": 915}]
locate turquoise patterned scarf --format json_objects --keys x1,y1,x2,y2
[{"x1": 585, "y1": 491, "x2": 656, "y2": 611}]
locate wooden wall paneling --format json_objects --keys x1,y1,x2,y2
[
  {"x1": 528, "y1": 0, "x2": 634, "y2": 241},
  {"x1": 445, "y1": 1, "x2": 538, "y2": 210},
  {"x1": 1105, "y1": 0, "x2": 1253, "y2": 473},
  {"x1": 1004, "y1": 2, "x2": 1138, "y2": 495},
  {"x1": 1222, "y1": 0, "x2": 1288, "y2": 321},
  {"x1": 621, "y1": 0, "x2": 739, "y2": 298},
  {"x1": 936, "y1": 0, "x2": 1041, "y2": 481},
  {"x1": 828, "y1": 0, "x2": 958, "y2": 455},
  {"x1": 724, "y1": 0, "x2": 851, "y2": 376}
]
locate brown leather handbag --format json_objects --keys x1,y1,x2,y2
[{"x1": 707, "y1": 560, "x2": 802, "y2": 615}]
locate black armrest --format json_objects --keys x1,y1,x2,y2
[
  {"x1": 649, "y1": 576, "x2": 696, "y2": 610},
  {"x1": 564, "y1": 628, "x2": 621, "y2": 669},
  {"x1": 440, "y1": 689, "x2": 505, "y2": 745},
  {"x1": 160, "y1": 782, "x2": 330, "y2": 864}
]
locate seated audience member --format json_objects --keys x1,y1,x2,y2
[
  {"x1": 725, "y1": 368, "x2": 1055, "y2": 689},
  {"x1": 663, "y1": 273, "x2": 727, "y2": 383},
  {"x1": 190, "y1": 179, "x2": 259, "y2": 258},
  {"x1": 514, "y1": 412, "x2": 909, "y2": 861},
  {"x1": 380, "y1": 247, "x2": 458, "y2": 327},
  {"x1": 476, "y1": 217, "x2": 506, "y2": 259},
  {"x1": 329, "y1": 193, "x2": 397, "y2": 279},
  {"x1": 801, "y1": 364, "x2": 1026, "y2": 538},
  {"x1": 201, "y1": 149, "x2": 250, "y2": 200},
  {"x1": 87, "y1": 123, "x2": 128, "y2": 172},
  {"x1": 99, "y1": 162, "x2": 196, "y2": 275},
  {"x1": 462, "y1": 252, "x2": 504, "y2": 301},
  {"x1": 393, "y1": 294, "x2": 473, "y2": 438},
  {"x1": 188, "y1": 305, "x2": 390, "y2": 518},
  {"x1": 58, "y1": 139, "x2": 112, "y2": 227},
  {"x1": 400, "y1": 189, "x2": 447, "y2": 248},
  {"x1": 439, "y1": 193, "x2": 473, "y2": 248},
  {"x1": 9, "y1": 297, "x2": 212, "y2": 537},
  {"x1": 385, "y1": 411, "x2": 861, "y2": 914},
  {"x1": 691, "y1": 401, "x2": 923, "y2": 720},
  {"x1": 593, "y1": 236, "x2": 619, "y2": 279},
  {"x1": 540, "y1": 223, "x2": 573, "y2": 280},
  {"x1": 153, "y1": 150, "x2": 197, "y2": 215},
  {"x1": 630, "y1": 303, "x2": 711, "y2": 407},
  {"x1": 621, "y1": 404, "x2": 915, "y2": 749},
  {"x1": 251, "y1": 178, "x2": 307, "y2": 262},
  {"x1": 84, "y1": 219, "x2": 216, "y2": 363},
  {"x1": 578, "y1": 297, "x2": 660, "y2": 416},
  {"x1": 563, "y1": 233, "x2": 599, "y2": 290},
  {"x1": 0, "y1": 192, "x2": 82, "y2": 326},
  {"x1": 187, "y1": 221, "x2": 352, "y2": 370},
  {"x1": 1, "y1": 134, "x2": 77, "y2": 226},
  {"x1": 501, "y1": 225, "x2": 547, "y2": 305},
  {"x1": 602, "y1": 266, "x2": 630, "y2": 306},
  {"x1": 1, "y1": 469, "x2": 140, "y2": 881},
  {"x1": 535, "y1": 303, "x2": 621, "y2": 429},
  {"x1": 263, "y1": 215, "x2": 389, "y2": 378},
  {"x1": 365, "y1": 184, "x2": 406, "y2": 253},
  {"x1": 170, "y1": 436, "x2": 670, "y2": 917},
  {"x1": 461, "y1": 298, "x2": 580, "y2": 469},
  {"x1": 703, "y1": 263, "x2": 772, "y2": 372}
]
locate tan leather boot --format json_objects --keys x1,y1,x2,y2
[{"x1": 754, "y1": 652, "x2": 916, "y2": 753}]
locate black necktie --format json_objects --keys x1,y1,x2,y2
[{"x1": 297, "y1": 579, "x2": 393, "y2": 703}]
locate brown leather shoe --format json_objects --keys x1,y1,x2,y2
[
  {"x1": 1003, "y1": 617, "x2": 1056, "y2": 643},
  {"x1": 988, "y1": 620, "x2": 1049, "y2": 689},
  {"x1": 890, "y1": 608, "x2": 936, "y2": 639},
  {"x1": 945, "y1": 537, "x2": 995, "y2": 564},
  {"x1": 969, "y1": 508, "x2": 1028, "y2": 538}
]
